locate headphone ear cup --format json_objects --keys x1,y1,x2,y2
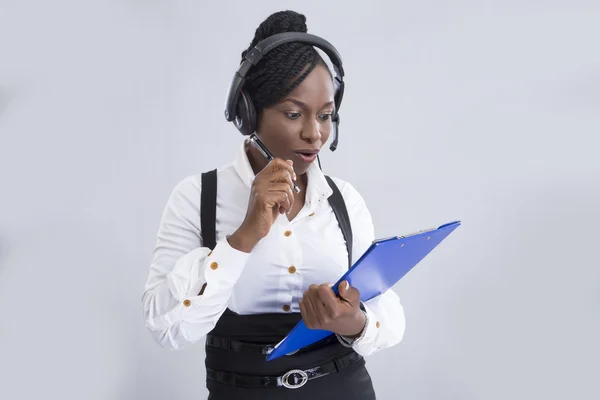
[
  {"x1": 235, "y1": 90, "x2": 257, "y2": 136},
  {"x1": 246, "y1": 92, "x2": 257, "y2": 135}
]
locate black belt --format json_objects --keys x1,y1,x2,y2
[
  {"x1": 206, "y1": 351, "x2": 362, "y2": 389},
  {"x1": 205, "y1": 334, "x2": 338, "y2": 356}
]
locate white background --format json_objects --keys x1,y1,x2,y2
[{"x1": 1, "y1": 1, "x2": 599, "y2": 399}]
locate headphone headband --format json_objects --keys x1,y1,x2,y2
[
  {"x1": 224, "y1": 32, "x2": 345, "y2": 151},
  {"x1": 241, "y1": 32, "x2": 344, "y2": 76}
]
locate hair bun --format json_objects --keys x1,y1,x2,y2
[
  {"x1": 258, "y1": 10, "x2": 307, "y2": 37},
  {"x1": 241, "y1": 10, "x2": 308, "y2": 60}
]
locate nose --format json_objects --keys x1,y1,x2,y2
[{"x1": 300, "y1": 117, "x2": 321, "y2": 143}]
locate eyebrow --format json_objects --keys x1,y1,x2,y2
[{"x1": 281, "y1": 98, "x2": 334, "y2": 109}]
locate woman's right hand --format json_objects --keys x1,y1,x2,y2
[{"x1": 227, "y1": 158, "x2": 297, "y2": 253}]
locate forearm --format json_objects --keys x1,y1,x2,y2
[
  {"x1": 142, "y1": 237, "x2": 250, "y2": 350},
  {"x1": 227, "y1": 226, "x2": 261, "y2": 254}
]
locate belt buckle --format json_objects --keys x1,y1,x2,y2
[{"x1": 281, "y1": 369, "x2": 308, "y2": 389}]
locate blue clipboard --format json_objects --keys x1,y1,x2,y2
[{"x1": 265, "y1": 220, "x2": 461, "y2": 361}]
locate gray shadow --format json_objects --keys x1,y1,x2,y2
[{"x1": 0, "y1": 86, "x2": 16, "y2": 118}]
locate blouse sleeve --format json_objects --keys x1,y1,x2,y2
[
  {"x1": 336, "y1": 179, "x2": 407, "y2": 357},
  {"x1": 141, "y1": 176, "x2": 251, "y2": 350}
]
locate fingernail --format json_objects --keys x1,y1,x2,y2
[
  {"x1": 345, "y1": 281, "x2": 350, "y2": 290},
  {"x1": 287, "y1": 160, "x2": 293, "y2": 165},
  {"x1": 328, "y1": 283, "x2": 333, "y2": 287}
]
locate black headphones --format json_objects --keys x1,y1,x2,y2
[{"x1": 224, "y1": 32, "x2": 345, "y2": 152}]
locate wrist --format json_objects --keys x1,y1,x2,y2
[
  {"x1": 227, "y1": 227, "x2": 260, "y2": 253},
  {"x1": 336, "y1": 309, "x2": 368, "y2": 347},
  {"x1": 346, "y1": 309, "x2": 367, "y2": 339}
]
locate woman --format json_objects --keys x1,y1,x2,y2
[{"x1": 142, "y1": 10, "x2": 406, "y2": 399}]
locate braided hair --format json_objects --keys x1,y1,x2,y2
[{"x1": 241, "y1": 11, "x2": 330, "y2": 119}]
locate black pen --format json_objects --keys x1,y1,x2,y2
[{"x1": 249, "y1": 133, "x2": 301, "y2": 193}]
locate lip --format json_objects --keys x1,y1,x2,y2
[
  {"x1": 295, "y1": 149, "x2": 320, "y2": 154},
  {"x1": 294, "y1": 150, "x2": 319, "y2": 163}
]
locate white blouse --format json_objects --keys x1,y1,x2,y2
[{"x1": 141, "y1": 138, "x2": 406, "y2": 357}]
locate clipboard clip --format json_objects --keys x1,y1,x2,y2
[
  {"x1": 372, "y1": 235, "x2": 398, "y2": 244},
  {"x1": 399, "y1": 227, "x2": 435, "y2": 239}
]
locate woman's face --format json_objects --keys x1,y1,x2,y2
[{"x1": 253, "y1": 63, "x2": 335, "y2": 176}]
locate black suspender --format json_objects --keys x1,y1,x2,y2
[
  {"x1": 199, "y1": 169, "x2": 353, "y2": 267},
  {"x1": 324, "y1": 176, "x2": 353, "y2": 269},
  {"x1": 200, "y1": 169, "x2": 218, "y2": 251}
]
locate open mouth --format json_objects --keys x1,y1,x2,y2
[{"x1": 295, "y1": 151, "x2": 318, "y2": 162}]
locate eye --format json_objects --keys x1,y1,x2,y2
[
  {"x1": 285, "y1": 112, "x2": 301, "y2": 120},
  {"x1": 318, "y1": 113, "x2": 333, "y2": 122}
]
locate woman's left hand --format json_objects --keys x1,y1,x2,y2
[{"x1": 299, "y1": 280, "x2": 366, "y2": 338}]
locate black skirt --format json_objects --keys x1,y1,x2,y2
[{"x1": 204, "y1": 309, "x2": 377, "y2": 400}]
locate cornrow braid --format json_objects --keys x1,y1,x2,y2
[{"x1": 240, "y1": 11, "x2": 329, "y2": 118}]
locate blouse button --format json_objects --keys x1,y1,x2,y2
[
  {"x1": 376, "y1": 321, "x2": 381, "y2": 328},
  {"x1": 210, "y1": 262, "x2": 219, "y2": 270},
  {"x1": 282, "y1": 304, "x2": 291, "y2": 312},
  {"x1": 183, "y1": 299, "x2": 191, "y2": 307},
  {"x1": 288, "y1": 266, "x2": 296, "y2": 274},
  {"x1": 284, "y1": 230, "x2": 292, "y2": 237}
]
